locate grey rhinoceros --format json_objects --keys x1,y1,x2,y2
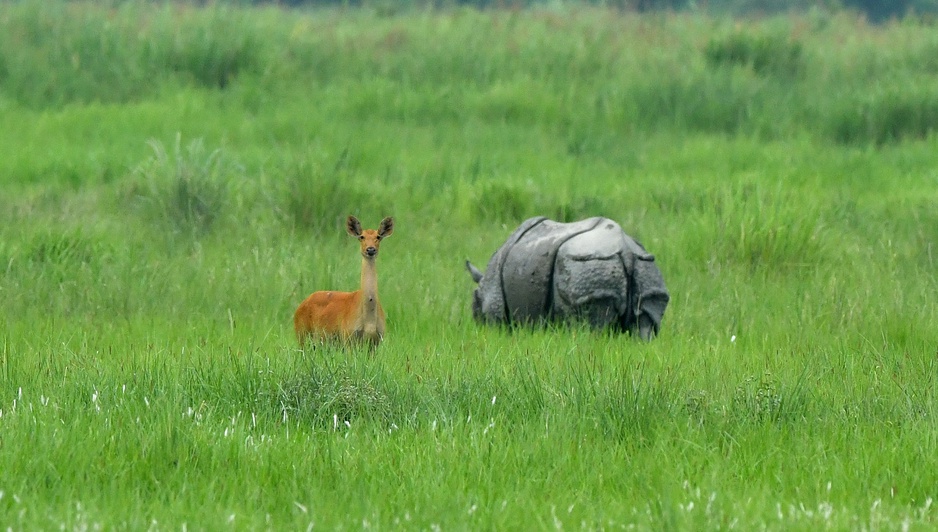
[{"x1": 466, "y1": 216, "x2": 669, "y2": 340}]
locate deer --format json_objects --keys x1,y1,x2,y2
[{"x1": 294, "y1": 215, "x2": 394, "y2": 348}]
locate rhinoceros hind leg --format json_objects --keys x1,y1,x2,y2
[{"x1": 637, "y1": 314, "x2": 657, "y2": 341}]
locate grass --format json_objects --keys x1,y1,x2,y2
[{"x1": 1, "y1": 1, "x2": 938, "y2": 529}]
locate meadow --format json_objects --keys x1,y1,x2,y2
[{"x1": 1, "y1": 1, "x2": 938, "y2": 528}]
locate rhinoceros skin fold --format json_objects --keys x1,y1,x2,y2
[{"x1": 466, "y1": 216, "x2": 669, "y2": 340}]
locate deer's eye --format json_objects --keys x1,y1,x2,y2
[
  {"x1": 359, "y1": 235, "x2": 365, "y2": 240},
  {"x1": 376, "y1": 235, "x2": 382, "y2": 240}
]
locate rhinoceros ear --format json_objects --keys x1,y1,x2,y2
[{"x1": 466, "y1": 260, "x2": 484, "y2": 283}]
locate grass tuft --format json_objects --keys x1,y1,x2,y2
[
  {"x1": 823, "y1": 80, "x2": 938, "y2": 145},
  {"x1": 470, "y1": 180, "x2": 534, "y2": 223},
  {"x1": 706, "y1": 183, "x2": 828, "y2": 272},
  {"x1": 273, "y1": 356, "x2": 398, "y2": 429},
  {"x1": 144, "y1": 5, "x2": 265, "y2": 90},
  {"x1": 280, "y1": 150, "x2": 380, "y2": 234},
  {"x1": 23, "y1": 229, "x2": 101, "y2": 266},
  {"x1": 704, "y1": 28, "x2": 805, "y2": 77},
  {"x1": 731, "y1": 372, "x2": 810, "y2": 424},
  {"x1": 129, "y1": 134, "x2": 239, "y2": 236}
]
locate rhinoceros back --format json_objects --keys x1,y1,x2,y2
[
  {"x1": 552, "y1": 219, "x2": 631, "y2": 328},
  {"x1": 500, "y1": 217, "x2": 604, "y2": 323},
  {"x1": 471, "y1": 217, "x2": 544, "y2": 323},
  {"x1": 471, "y1": 215, "x2": 669, "y2": 339}
]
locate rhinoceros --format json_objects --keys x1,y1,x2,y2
[{"x1": 466, "y1": 216, "x2": 669, "y2": 340}]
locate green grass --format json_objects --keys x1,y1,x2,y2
[{"x1": 2, "y1": 1, "x2": 938, "y2": 529}]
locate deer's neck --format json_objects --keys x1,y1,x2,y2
[{"x1": 359, "y1": 256, "x2": 380, "y2": 319}]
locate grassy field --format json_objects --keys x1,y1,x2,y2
[{"x1": 2, "y1": 1, "x2": 938, "y2": 528}]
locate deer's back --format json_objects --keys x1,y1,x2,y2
[{"x1": 294, "y1": 290, "x2": 362, "y2": 341}]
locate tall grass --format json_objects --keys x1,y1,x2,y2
[
  {"x1": 1, "y1": 1, "x2": 938, "y2": 528},
  {"x1": 2, "y1": 3, "x2": 938, "y2": 143},
  {"x1": 0, "y1": 2, "x2": 266, "y2": 106},
  {"x1": 131, "y1": 134, "x2": 240, "y2": 236}
]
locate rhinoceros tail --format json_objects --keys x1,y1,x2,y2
[{"x1": 466, "y1": 260, "x2": 484, "y2": 283}]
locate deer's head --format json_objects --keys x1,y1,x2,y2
[{"x1": 348, "y1": 216, "x2": 394, "y2": 258}]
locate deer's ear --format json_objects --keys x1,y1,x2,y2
[
  {"x1": 346, "y1": 216, "x2": 363, "y2": 237},
  {"x1": 378, "y1": 217, "x2": 394, "y2": 238}
]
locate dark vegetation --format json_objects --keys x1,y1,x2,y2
[{"x1": 2, "y1": 1, "x2": 938, "y2": 147}]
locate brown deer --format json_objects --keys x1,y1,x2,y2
[{"x1": 294, "y1": 215, "x2": 394, "y2": 348}]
